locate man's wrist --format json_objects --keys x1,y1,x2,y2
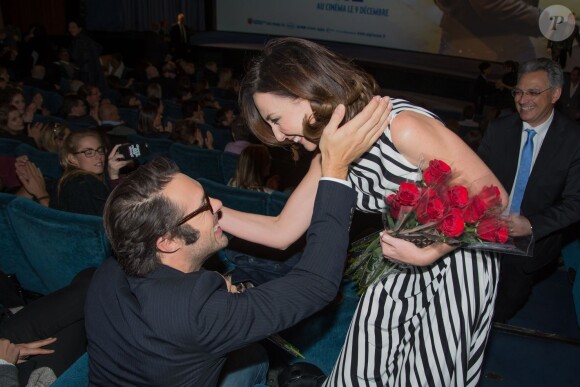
[{"x1": 321, "y1": 164, "x2": 348, "y2": 180}]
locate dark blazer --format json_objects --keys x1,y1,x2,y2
[
  {"x1": 86, "y1": 180, "x2": 356, "y2": 386},
  {"x1": 478, "y1": 110, "x2": 580, "y2": 272}
]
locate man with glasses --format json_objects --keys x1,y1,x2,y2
[
  {"x1": 85, "y1": 102, "x2": 385, "y2": 385},
  {"x1": 478, "y1": 58, "x2": 580, "y2": 323}
]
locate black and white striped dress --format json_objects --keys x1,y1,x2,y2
[{"x1": 323, "y1": 99, "x2": 500, "y2": 386}]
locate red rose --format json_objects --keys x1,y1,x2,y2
[
  {"x1": 396, "y1": 182, "x2": 421, "y2": 207},
  {"x1": 437, "y1": 208, "x2": 465, "y2": 238},
  {"x1": 478, "y1": 185, "x2": 502, "y2": 210},
  {"x1": 445, "y1": 186, "x2": 469, "y2": 208},
  {"x1": 386, "y1": 193, "x2": 401, "y2": 219},
  {"x1": 416, "y1": 191, "x2": 447, "y2": 224},
  {"x1": 463, "y1": 196, "x2": 487, "y2": 224},
  {"x1": 477, "y1": 217, "x2": 509, "y2": 244},
  {"x1": 423, "y1": 159, "x2": 452, "y2": 187}
]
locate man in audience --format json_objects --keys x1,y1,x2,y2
[
  {"x1": 478, "y1": 58, "x2": 580, "y2": 322},
  {"x1": 85, "y1": 124, "x2": 364, "y2": 385},
  {"x1": 62, "y1": 95, "x2": 97, "y2": 129}
]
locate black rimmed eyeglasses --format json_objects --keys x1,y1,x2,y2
[
  {"x1": 174, "y1": 192, "x2": 213, "y2": 228},
  {"x1": 73, "y1": 146, "x2": 107, "y2": 158},
  {"x1": 511, "y1": 88, "x2": 552, "y2": 98}
]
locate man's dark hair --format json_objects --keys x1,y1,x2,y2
[{"x1": 103, "y1": 158, "x2": 200, "y2": 277}]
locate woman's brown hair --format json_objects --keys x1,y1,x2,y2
[
  {"x1": 240, "y1": 37, "x2": 379, "y2": 146},
  {"x1": 230, "y1": 144, "x2": 271, "y2": 191}
]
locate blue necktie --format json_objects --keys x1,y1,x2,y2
[{"x1": 510, "y1": 128, "x2": 536, "y2": 213}]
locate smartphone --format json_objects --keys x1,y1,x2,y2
[{"x1": 117, "y1": 143, "x2": 150, "y2": 159}]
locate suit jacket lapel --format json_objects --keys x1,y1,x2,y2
[
  {"x1": 526, "y1": 111, "x2": 564, "y2": 191},
  {"x1": 503, "y1": 116, "x2": 524, "y2": 192}
]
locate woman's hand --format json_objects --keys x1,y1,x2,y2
[
  {"x1": 16, "y1": 160, "x2": 49, "y2": 203},
  {"x1": 0, "y1": 339, "x2": 19, "y2": 365},
  {"x1": 380, "y1": 231, "x2": 455, "y2": 266},
  {"x1": 15, "y1": 337, "x2": 56, "y2": 363},
  {"x1": 107, "y1": 144, "x2": 132, "y2": 179},
  {"x1": 319, "y1": 95, "x2": 392, "y2": 179}
]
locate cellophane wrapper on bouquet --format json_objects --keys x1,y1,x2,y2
[{"x1": 346, "y1": 158, "x2": 533, "y2": 294}]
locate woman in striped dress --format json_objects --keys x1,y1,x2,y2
[{"x1": 221, "y1": 37, "x2": 507, "y2": 386}]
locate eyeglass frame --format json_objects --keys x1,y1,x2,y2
[
  {"x1": 511, "y1": 87, "x2": 552, "y2": 99},
  {"x1": 73, "y1": 146, "x2": 107, "y2": 158},
  {"x1": 174, "y1": 192, "x2": 213, "y2": 228}
]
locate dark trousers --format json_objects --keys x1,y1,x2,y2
[
  {"x1": 0, "y1": 268, "x2": 95, "y2": 383},
  {"x1": 493, "y1": 255, "x2": 557, "y2": 323}
]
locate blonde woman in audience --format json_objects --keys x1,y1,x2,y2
[
  {"x1": 37, "y1": 122, "x2": 70, "y2": 153},
  {"x1": 53, "y1": 129, "x2": 130, "y2": 216}
]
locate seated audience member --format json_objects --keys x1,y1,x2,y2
[
  {"x1": 61, "y1": 95, "x2": 98, "y2": 128},
  {"x1": 228, "y1": 144, "x2": 277, "y2": 193},
  {"x1": 216, "y1": 67, "x2": 237, "y2": 100},
  {"x1": 199, "y1": 89, "x2": 220, "y2": 109},
  {"x1": 0, "y1": 105, "x2": 39, "y2": 147},
  {"x1": 182, "y1": 99, "x2": 205, "y2": 124},
  {"x1": 214, "y1": 107, "x2": 235, "y2": 129},
  {"x1": 22, "y1": 65, "x2": 55, "y2": 91},
  {"x1": 52, "y1": 129, "x2": 130, "y2": 216},
  {"x1": 224, "y1": 117, "x2": 253, "y2": 154},
  {"x1": 0, "y1": 268, "x2": 95, "y2": 386},
  {"x1": 37, "y1": 122, "x2": 70, "y2": 153},
  {"x1": 104, "y1": 53, "x2": 131, "y2": 83},
  {"x1": 116, "y1": 88, "x2": 142, "y2": 109},
  {"x1": 54, "y1": 47, "x2": 76, "y2": 81},
  {"x1": 98, "y1": 102, "x2": 137, "y2": 138},
  {"x1": 137, "y1": 100, "x2": 172, "y2": 138},
  {"x1": 77, "y1": 84, "x2": 102, "y2": 124},
  {"x1": 86, "y1": 148, "x2": 358, "y2": 385},
  {"x1": 159, "y1": 61, "x2": 178, "y2": 100},
  {"x1": 0, "y1": 87, "x2": 47, "y2": 124},
  {"x1": 170, "y1": 119, "x2": 213, "y2": 149}
]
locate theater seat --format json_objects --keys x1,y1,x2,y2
[
  {"x1": 170, "y1": 143, "x2": 223, "y2": 183},
  {"x1": 6, "y1": 198, "x2": 109, "y2": 293}
]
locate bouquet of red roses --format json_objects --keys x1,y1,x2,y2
[{"x1": 346, "y1": 159, "x2": 533, "y2": 293}]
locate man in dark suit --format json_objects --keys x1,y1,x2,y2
[
  {"x1": 169, "y1": 12, "x2": 191, "y2": 60},
  {"x1": 478, "y1": 58, "x2": 580, "y2": 323},
  {"x1": 85, "y1": 105, "x2": 378, "y2": 385},
  {"x1": 558, "y1": 66, "x2": 580, "y2": 121}
]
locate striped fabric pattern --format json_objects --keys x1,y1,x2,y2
[{"x1": 324, "y1": 99, "x2": 500, "y2": 386}]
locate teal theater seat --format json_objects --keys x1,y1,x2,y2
[
  {"x1": 0, "y1": 193, "x2": 46, "y2": 294},
  {"x1": 562, "y1": 240, "x2": 580, "y2": 326},
  {"x1": 198, "y1": 178, "x2": 269, "y2": 215},
  {"x1": 220, "y1": 151, "x2": 239, "y2": 184},
  {"x1": 52, "y1": 352, "x2": 89, "y2": 387},
  {"x1": 0, "y1": 138, "x2": 23, "y2": 156},
  {"x1": 170, "y1": 143, "x2": 223, "y2": 182},
  {"x1": 6, "y1": 198, "x2": 109, "y2": 293},
  {"x1": 118, "y1": 107, "x2": 139, "y2": 129}
]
